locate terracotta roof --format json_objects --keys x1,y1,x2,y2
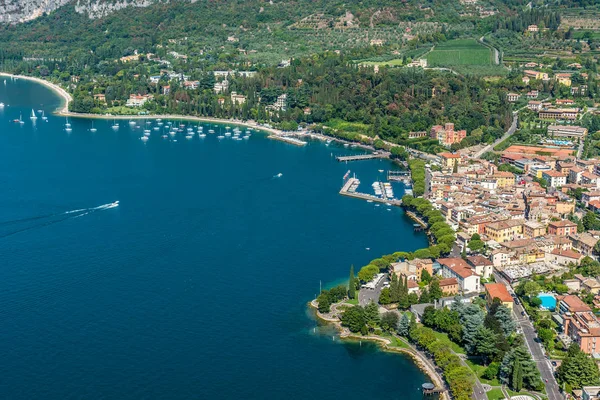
[
  {"x1": 467, "y1": 255, "x2": 493, "y2": 267},
  {"x1": 485, "y1": 283, "x2": 513, "y2": 303},
  {"x1": 437, "y1": 258, "x2": 476, "y2": 279},
  {"x1": 438, "y1": 278, "x2": 458, "y2": 287},
  {"x1": 548, "y1": 220, "x2": 577, "y2": 228},
  {"x1": 560, "y1": 295, "x2": 591, "y2": 313},
  {"x1": 551, "y1": 248, "x2": 583, "y2": 259}
]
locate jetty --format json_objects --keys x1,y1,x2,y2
[
  {"x1": 339, "y1": 177, "x2": 402, "y2": 206},
  {"x1": 268, "y1": 134, "x2": 307, "y2": 146},
  {"x1": 422, "y1": 383, "x2": 445, "y2": 396},
  {"x1": 336, "y1": 151, "x2": 389, "y2": 162},
  {"x1": 387, "y1": 170, "x2": 410, "y2": 182}
]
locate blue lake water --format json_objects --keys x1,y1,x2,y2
[{"x1": 0, "y1": 78, "x2": 429, "y2": 399}]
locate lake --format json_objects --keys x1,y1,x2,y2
[{"x1": 0, "y1": 77, "x2": 430, "y2": 399}]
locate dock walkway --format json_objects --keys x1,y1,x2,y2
[
  {"x1": 339, "y1": 178, "x2": 402, "y2": 206},
  {"x1": 336, "y1": 152, "x2": 390, "y2": 162}
]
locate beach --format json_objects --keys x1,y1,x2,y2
[{"x1": 0, "y1": 73, "x2": 72, "y2": 114}]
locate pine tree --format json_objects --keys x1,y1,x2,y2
[
  {"x1": 348, "y1": 265, "x2": 356, "y2": 299},
  {"x1": 398, "y1": 276, "x2": 409, "y2": 309},
  {"x1": 397, "y1": 313, "x2": 410, "y2": 336},
  {"x1": 512, "y1": 360, "x2": 523, "y2": 392}
]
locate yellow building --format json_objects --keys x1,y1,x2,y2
[
  {"x1": 485, "y1": 283, "x2": 514, "y2": 311},
  {"x1": 523, "y1": 220, "x2": 546, "y2": 238},
  {"x1": 438, "y1": 152, "x2": 461, "y2": 169},
  {"x1": 484, "y1": 219, "x2": 524, "y2": 243},
  {"x1": 555, "y1": 73, "x2": 572, "y2": 87},
  {"x1": 492, "y1": 171, "x2": 516, "y2": 188}
]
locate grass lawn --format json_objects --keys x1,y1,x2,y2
[
  {"x1": 431, "y1": 330, "x2": 466, "y2": 354},
  {"x1": 465, "y1": 358, "x2": 500, "y2": 386},
  {"x1": 426, "y1": 39, "x2": 493, "y2": 67},
  {"x1": 486, "y1": 388, "x2": 505, "y2": 400},
  {"x1": 345, "y1": 298, "x2": 358, "y2": 305},
  {"x1": 381, "y1": 333, "x2": 410, "y2": 349},
  {"x1": 360, "y1": 59, "x2": 404, "y2": 67}
]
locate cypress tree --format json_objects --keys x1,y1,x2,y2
[
  {"x1": 348, "y1": 265, "x2": 356, "y2": 299},
  {"x1": 512, "y1": 360, "x2": 523, "y2": 392}
]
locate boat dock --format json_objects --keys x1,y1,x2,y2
[
  {"x1": 268, "y1": 135, "x2": 307, "y2": 146},
  {"x1": 336, "y1": 152, "x2": 389, "y2": 162},
  {"x1": 340, "y1": 178, "x2": 402, "y2": 206},
  {"x1": 387, "y1": 170, "x2": 410, "y2": 182}
]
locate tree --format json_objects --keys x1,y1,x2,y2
[
  {"x1": 501, "y1": 345, "x2": 542, "y2": 391},
  {"x1": 468, "y1": 233, "x2": 485, "y2": 253},
  {"x1": 348, "y1": 265, "x2": 356, "y2": 299},
  {"x1": 474, "y1": 327, "x2": 498, "y2": 364},
  {"x1": 398, "y1": 313, "x2": 410, "y2": 336},
  {"x1": 583, "y1": 212, "x2": 600, "y2": 231},
  {"x1": 379, "y1": 287, "x2": 391, "y2": 305},
  {"x1": 483, "y1": 362, "x2": 500, "y2": 380},
  {"x1": 341, "y1": 306, "x2": 365, "y2": 333},
  {"x1": 516, "y1": 280, "x2": 541, "y2": 297},
  {"x1": 494, "y1": 305, "x2": 517, "y2": 336},
  {"x1": 380, "y1": 312, "x2": 399, "y2": 331},
  {"x1": 422, "y1": 306, "x2": 437, "y2": 327},
  {"x1": 317, "y1": 292, "x2": 331, "y2": 313},
  {"x1": 512, "y1": 360, "x2": 523, "y2": 392},
  {"x1": 529, "y1": 297, "x2": 542, "y2": 308},
  {"x1": 429, "y1": 278, "x2": 444, "y2": 300},
  {"x1": 557, "y1": 343, "x2": 600, "y2": 389},
  {"x1": 421, "y1": 269, "x2": 432, "y2": 284},
  {"x1": 419, "y1": 288, "x2": 431, "y2": 303},
  {"x1": 364, "y1": 301, "x2": 380, "y2": 330}
]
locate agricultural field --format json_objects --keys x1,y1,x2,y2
[{"x1": 426, "y1": 39, "x2": 494, "y2": 66}]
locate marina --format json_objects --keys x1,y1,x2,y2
[{"x1": 340, "y1": 177, "x2": 402, "y2": 206}]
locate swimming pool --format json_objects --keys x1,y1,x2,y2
[{"x1": 538, "y1": 293, "x2": 556, "y2": 311}]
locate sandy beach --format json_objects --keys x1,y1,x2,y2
[{"x1": 0, "y1": 73, "x2": 72, "y2": 114}]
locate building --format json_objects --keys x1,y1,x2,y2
[
  {"x1": 408, "y1": 131, "x2": 428, "y2": 139},
  {"x1": 559, "y1": 294, "x2": 592, "y2": 315},
  {"x1": 570, "y1": 233, "x2": 599, "y2": 256},
  {"x1": 430, "y1": 123, "x2": 467, "y2": 146},
  {"x1": 126, "y1": 94, "x2": 153, "y2": 107},
  {"x1": 230, "y1": 91, "x2": 247, "y2": 105},
  {"x1": 484, "y1": 283, "x2": 514, "y2": 310},
  {"x1": 547, "y1": 220, "x2": 578, "y2": 236},
  {"x1": 524, "y1": 70, "x2": 549, "y2": 81},
  {"x1": 507, "y1": 93, "x2": 521, "y2": 102},
  {"x1": 438, "y1": 258, "x2": 481, "y2": 293},
  {"x1": 555, "y1": 73, "x2": 572, "y2": 87},
  {"x1": 539, "y1": 108, "x2": 579, "y2": 120},
  {"x1": 563, "y1": 310, "x2": 600, "y2": 355},
  {"x1": 438, "y1": 152, "x2": 461, "y2": 169},
  {"x1": 391, "y1": 258, "x2": 434, "y2": 282},
  {"x1": 527, "y1": 90, "x2": 539, "y2": 99},
  {"x1": 527, "y1": 100, "x2": 542, "y2": 111},
  {"x1": 484, "y1": 219, "x2": 524, "y2": 243},
  {"x1": 542, "y1": 170, "x2": 567, "y2": 188},
  {"x1": 492, "y1": 171, "x2": 516, "y2": 188},
  {"x1": 546, "y1": 248, "x2": 584, "y2": 266},
  {"x1": 581, "y1": 386, "x2": 600, "y2": 400},
  {"x1": 438, "y1": 278, "x2": 459, "y2": 296},
  {"x1": 466, "y1": 255, "x2": 493, "y2": 280},
  {"x1": 527, "y1": 24, "x2": 539, "y2": 32},
  {"x1": 214, "y1": 80, "x2": 229, "y2": 93},
  {"x1": 547, "y1": 125, "x2": 588, "y2": 139},
  {"x1": 523, "y1": 220, "x2": 546, "y2": 238}
]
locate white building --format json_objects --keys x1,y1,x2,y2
[
  {"x1": 438, "y1": 258, "x2": 481, "y2": 293},
  {"x1": 542, "y1": 170, "x2": 567, "y2": 188}
]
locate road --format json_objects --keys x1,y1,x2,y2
[
  {"x1": 473, "y1": 112, "x2": 518, "y2": 159},
  {"x1": 358, "y1": 276, "x2": 387, "y2": 306},
  {"x1": 494, "y1": 273, "x2": 563, "y2": 400}
]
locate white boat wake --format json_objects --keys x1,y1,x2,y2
[{"x1": 0, "y1": 201, "x2": 119, "y2": 238}]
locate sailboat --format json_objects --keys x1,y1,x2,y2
[
  {"x1": 90, "y1": 121, "x2": 97, "y2": 133},
  {"x1": 41, "y1": 111, "x2": 47, "y2": 121},
  {"x1": 112, "y1": 120, "x2": 119, "y2": 130},
  {"x1": 19, "y1": 113, "x2": 24, "y2": 124},
  {"x1": 30, "y1": 109, "x2": 37, "y2": 120},
  {"x1": 65, "y1": 117, "x2": 72, "y2": 132}
]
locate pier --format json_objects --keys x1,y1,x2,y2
[
  {"x1": 336, "y1": 152, "x2": 390, "y2": 162},
  {"x1": 339, "y1": 178, "x2": 402, "y2": 206},
  {"x1": 387, "y1": 170, "x2": 410, "y2": 182},
  {"x1": 267, "y1": 135, "x2": 307, "y2": 146}
]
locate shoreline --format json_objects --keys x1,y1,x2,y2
[
  {"x1": 0, "y1": 73, "x2": 389, "y2": 153},
  {"x1": 308, "y1": 300, "x2": 448, "y2": 400},
  {"x1": 0, "y1": 73, "x2": 72, "y2": 114}
]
